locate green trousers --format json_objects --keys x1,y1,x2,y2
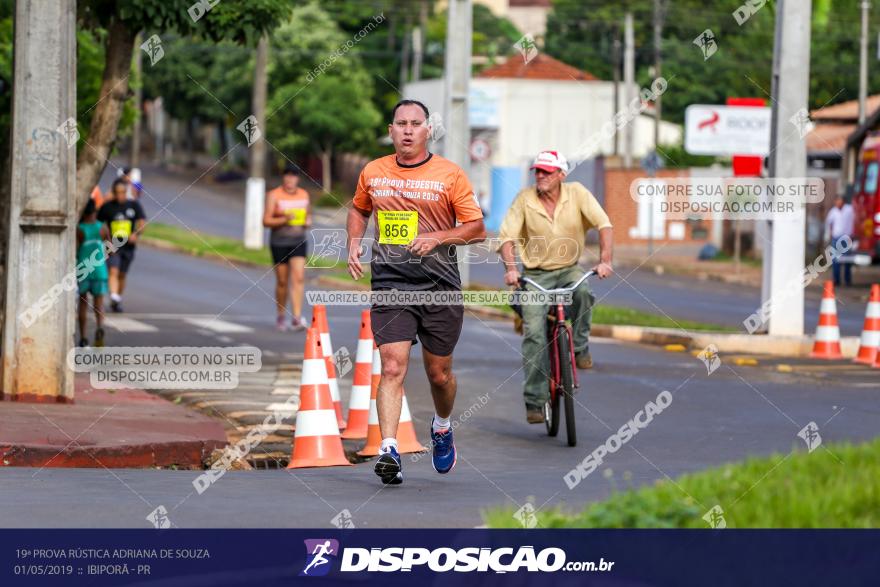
[{"x1": 520, "y1": 265, "x2": 595, "y2": 409}]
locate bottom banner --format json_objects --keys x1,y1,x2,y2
[{"x1": 1, "y1": 529, "x2": 878, "y2": 586}]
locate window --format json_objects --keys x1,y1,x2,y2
[{"x1": 865, "y1": 161, "x2": 879, "y2": 195}]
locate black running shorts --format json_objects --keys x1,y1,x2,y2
[{"x1": 371, "y1": 297, "x2": 464, "y2": 357}]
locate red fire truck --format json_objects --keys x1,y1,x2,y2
[{"x1": 851, "y1": 132, "x2": 880, "y2": 264}]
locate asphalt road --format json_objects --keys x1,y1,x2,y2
[
  {"x1": 95, "y1": 162, "x2": 869, "y2": 334},
  {"x1": 1, "y1": 246, "x2": 877, "y2": 529}
]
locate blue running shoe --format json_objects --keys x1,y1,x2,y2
[
  {"x1": 430, "y1": 423, "x2": 456, "y2": 474},
  {"x1": 374, "y1": 447, "x2": 402, "y2": 485}
]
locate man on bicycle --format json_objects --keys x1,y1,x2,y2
[{"x1": 496, "y1": 150, "x2": 613, "y2": 424}]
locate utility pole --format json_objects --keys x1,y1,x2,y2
[
  {"x1": 859, "y1": 1, "x2": 871, "y2": 124},
  {"x1": 444, "y1": 0, "x2": 473, "y2": 288},
  {"x1": 399, "y1": 14, "x2": 412, "y2": 89},
  {"x1": 623, "y1": 12, "x2": 635, "y2": 168},
  {"x1": 3, "y1": 0, "x2": 76, "y2": 402},
  {"x1": 653, "y1": 0, "x2": 665, "y2": 149},
  {"x1": 131, "y1": 33, "x2": 142, "y2": 169},
  {"x1": 244, "y1": 36, "x2": 268, "y2": 250},
  {"x1": 411, "y1": 0, "x2": 428, "y2": 82},
  {"x1": 612, "y1": 26, "x2": 621, "y2": 157},
  {"x1": 765, "y1": 0, "x2": 812, "y2": 336}
]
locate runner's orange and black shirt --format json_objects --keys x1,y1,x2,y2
[{"x1": 353, "y1": 153, "x2": 483, "y2": 291}]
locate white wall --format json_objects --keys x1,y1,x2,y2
[{"x1": 401, "y1": 77, "x2": 683, "y2": 168}]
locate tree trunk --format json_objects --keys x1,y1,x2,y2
[
  {"x1": 186, "y1": 118, "x2": 197, "y2": 168},
  {"x1": 321, "y1": 148, "x2": 332, "y2": 194},
  {"x1": 75, "y1": 19, "x2": 136, "y2": 214},
  {"x1": 217, "y1": 120, "x2": 228, "y2": 156}
]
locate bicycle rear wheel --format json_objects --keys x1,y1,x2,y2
[{"x1": 556, "y1": 327, "x2": 577, "y2": 447}]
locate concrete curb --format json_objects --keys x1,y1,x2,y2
[
  {"x1": 0, "y1": 440, "x2": 224, "y2": 469},
  {"x1": 591, "y1": 324, "x2": 861, "y2": 359}
]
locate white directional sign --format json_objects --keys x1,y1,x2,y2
[{"x1": 685, "y1": 105, "x2": 772, "y2": 156}]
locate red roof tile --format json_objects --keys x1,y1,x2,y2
[
  {"x1": 478, "y1": 53, "x2": 599, "y2": 81},
  {"x1": 811, "y1": 95, "x2": 880, "y2": 121},
  {"x1": 806, "y1": 122, "x2": 855, "y2": 155}
]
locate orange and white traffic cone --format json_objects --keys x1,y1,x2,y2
[
  {"x1": 357, "y1": 345, "x2": 426, "y2": 456},
  {"x1": 855, "y1": 284, "x2": 880, "y2": 365},
  {"x1": 341, "y1": 310, "x2": 373, "y2": 440},
  {"x1": 311, "y1": 305, "x2": 345, "y2": 430},
  {"x1": 810, "y1": 281, "x2": 844, "y2": 360},
  {"x1": 287, "y1": 328, "x2": 351, "y2": 469}
]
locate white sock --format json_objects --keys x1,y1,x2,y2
[
  {"x1": 432, "y1": 415, "x2": 451, "y2": 432},
  {"x1": 110, "y1": 293, "x2": 122, "y2": 303},
  {"x1": 380, "y1": 438, "x2": 398, "y2": 454}
]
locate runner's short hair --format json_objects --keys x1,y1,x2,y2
[
  {"x1": 391, "y1": 99, "x2": 429, "y2": 122},
  {"x1": 82, "y1": 197, "x2": 96, "y2": 218},
  {"x1": 111, "y1": 178, "x2": 127, "y2": 194},
  {"x1": 282, "y1": 165, "x2": 300, "y2": 176}
]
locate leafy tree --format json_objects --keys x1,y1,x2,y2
[
  {"x1": 73, "y1": 0, "x2": 292, "y2": 211},
  {"x1": 288, "y1": 72, "x2": 381, "y2": 192},
  {"x1": 543, "y1": 0, "x2": 880, "y2": 126},
  {"x1": 141, "y1": 37, "x2": 251, "y2": 164},
  {"x1": 267, "y1": 3, "x2": 381, "y2": 191}
]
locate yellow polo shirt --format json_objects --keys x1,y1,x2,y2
[{"x1": 496, "y1": 182, "x2": 612, "y2": 270}]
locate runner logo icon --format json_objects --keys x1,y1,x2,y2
[{"x1": 300, "y1": 539, "x2": 339, "y2": 577}]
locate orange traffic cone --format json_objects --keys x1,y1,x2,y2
[
  {"x1": 311, "y1": 305, "x2": 345, "y2": 430},
  {"x1": 855, "y1": 284, "x2": 880, "y2": 364},
  {"x1": 287, "y1": 328, "x2": 351, "y2": 469},
  {"x1": 810, "y1": 281, "x2": 843, "y2": 359},
  {"x1": 341, "y1": 310, "x2": 373, "y2": 440},
  {"x1": 357, "y1": 345, "x2": 426, "y2": 456}
]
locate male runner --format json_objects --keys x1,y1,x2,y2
[
  {"x1": 98, "y1": 178, "x2": 146, "y2": 312},
  {"x1": 347, "y1": 99, "x2": 486, "y2": 485}
]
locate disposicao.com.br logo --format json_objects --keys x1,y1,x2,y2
[
  {"x1": 300, "y1": 541, "x2": 613, "y2": 575},
  {"x1": 300, "y1": 539, "x2": 339, "y2": 577}
]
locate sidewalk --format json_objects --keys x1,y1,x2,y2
[{"x1": 0, "y1": 374, "x2": 227, "y2": 469}]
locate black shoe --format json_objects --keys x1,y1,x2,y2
[
  {"x1": 374, "y1": 447, "x2": 403, "y2": 485},
  {"x1": 110, "y1": 300, "x2": 123, "y2": 313},
  {"x1": 78, "y1": 337, "x2": 89, "y2": 347}
]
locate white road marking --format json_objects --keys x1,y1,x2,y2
[
  {"x1": 185, "y1": 318, "x2": 253, "y2": 333},
  {"x1": 104, "y1": 316, "x2": 159, "y2": 332}
]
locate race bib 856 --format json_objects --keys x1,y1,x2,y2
[{"x1": 377, "y1": 210, "x2": 418, "y2": 245}]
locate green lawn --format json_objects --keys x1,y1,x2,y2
[
  {"x1": 142, "y1": 222, "x2": 732, "y2": 332},
  {"x1": 142, "y1": 222, "x2": 340, "y2": 269},
  {"x1": 485, "y1": 438, "x2": 880, "y2": 528},
  {"x1": 592, "y1": 305, "x2": 735, "y2": 332}
]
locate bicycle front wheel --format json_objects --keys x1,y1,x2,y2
[{"x1": 556, "y1": 326, "x2": 577, "y2": 447}]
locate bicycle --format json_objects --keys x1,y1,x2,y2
[{"x1": 512, "y1": 269, "x2": 595, "y2": 447}]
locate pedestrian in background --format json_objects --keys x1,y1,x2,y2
[
  {"x1": 824, "y1": 194, "x2": 854, "y2": 287},
  {"x1": 76, "y1": 199, "x2": 109, "y2": 347}
]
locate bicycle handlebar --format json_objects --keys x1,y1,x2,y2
[{"x1": 517, "y1": 269, "x2": 596, "y2": 293}]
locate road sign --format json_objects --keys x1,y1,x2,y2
[
  {"x1": 469, "y1": 138, "x2": 491, "y2": 162},
  {"x1": 641, "y1": 151, "x2": 664, "y2": 175},
  {"x1": 685, "y1": 104, "x2": 771, "y2": 156}
]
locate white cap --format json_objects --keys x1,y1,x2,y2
[{"x1": 530, "y1": 150, "x2": 569, "y2": 173}]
